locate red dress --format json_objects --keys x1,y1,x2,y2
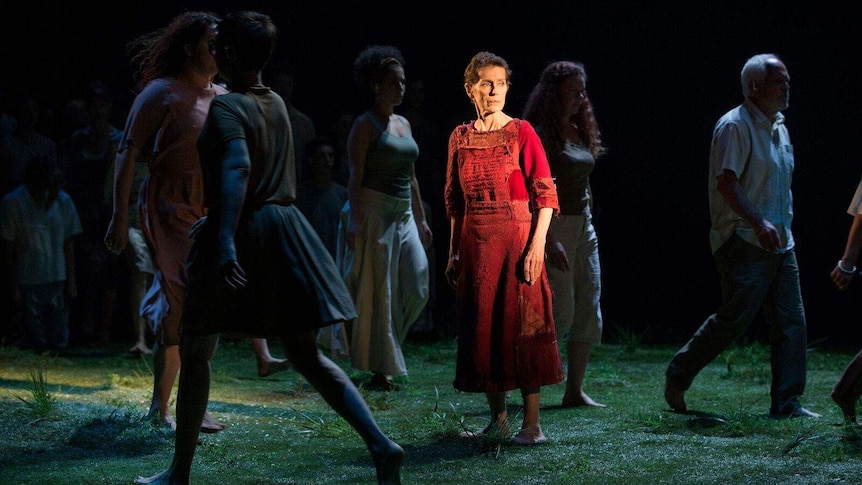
[{"x1": 445, "y1": 119, "x2": 563, "y2": 393}]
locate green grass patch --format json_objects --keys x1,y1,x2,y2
[{"x1": 0, "y1": 337, "x2": 860, "y2": 484}]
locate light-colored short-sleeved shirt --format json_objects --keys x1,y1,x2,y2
[
  {"x1": 708, "y1": 98, "x2": 795, "y2": 254},
  {"x1": 0, "y1": 186, "x2": 82, "y2": 284}
]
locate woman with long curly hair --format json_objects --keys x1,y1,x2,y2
[
  {"x1": 523, "y1": 60, "x2": 607, "y2": 408},
  {"x1": 105, "y1": 11, "x2": 288, "y2": 433}
]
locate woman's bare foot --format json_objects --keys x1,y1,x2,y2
[
  {"x1": 143, "y1": 411, "x2": 177, "y2": 431},
  {"x1": 201, "y1": 410, "x2": 226, "y2": 433},
  {"x1": 459, "y1": 418, "x2": 510, "y2": 438},
  {"x1": 832, "y1": 392, "x2": 857, "y2": 424},
  {"x1": 257, "y1": 357, "x2": 290, "y2": 377},
  {"x1": 561, "y1": 390, "x2": 606, "y2": 408},
  {"x1": 510, "y1": 426, "x2": 548, "y2": 446},
  {"x1": 371, "y1": 440, "x2": 404, "y2": 485},
  {"x1": 129, "y1": 342, "x2": 153, "y2": 356}
]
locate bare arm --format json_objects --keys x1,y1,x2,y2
[
  {"x1": 346, "y1": 117, "x2": 372, "y2": 250},
  {"x1": 523, "y1": 207, "x2": 553, "y2": 285},
  {"x1": 831, "y1": 213, "x2": 862, "y2": 291},
  {"x1": 547, "y1": 184, "x2": 595, "y2": 273},
  {"x1": 217, "y1": 138, "x2": 251, "y2": 290},
  {"x1": 409, "y1": 167, "x2": 432, "y2": 250},
  {"x1": 716, "y1": 169, "x2": 780, "y2": 252},
  {"x1": 104, "y1": 143, "x2": 140, "y2": 254},
  {"x1": 445, "y1": 214, "x2": 464, "y2": 289}
]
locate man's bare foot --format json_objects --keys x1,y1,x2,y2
[
  {"x1": 372, "y1": 440, "x2": 404, "y2": 485},
  {"x1": 201, "y1": 410, "x2": 226, "y2": 433},
  {"x1": 789, "y1": 407, "x2": 822, "y2": 419},
  {"x1": 257, "y1": 357, "x2": 290, "y2": 377},
  {"x1": 561, "y1": 390, "x2": 606, "y2": 408},
  {"x1": 832, "y1": 392, "x2": 857, "y2": 424},
  {"x1": 129, "y1": 342, "x2": 153, "y2": 356},
  {"x1": 664, "y1": 378, "x2": 687, "y2": 412},
  {"x1": 134, "y1": 469, "x2": 185, "y2": 485}
]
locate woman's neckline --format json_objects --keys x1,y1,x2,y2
[{"x1": 471, "y1": 117, "x2": 515, "y2": 132}]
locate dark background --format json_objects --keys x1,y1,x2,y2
[{"x1": 2, "y1": 1, "x2": 859, "y2": 348}]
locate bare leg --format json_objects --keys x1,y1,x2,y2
[
  {"x1": 252, "y1": 337, "x2": 290, "y2": 377},
  {"x1": 562, "y1": 341, "x2": 605, "y2": 407},
  {"x1": 146, "y1": 342, "x2": 180, "y2": 429},
  {"x1": 832, "y1": 350, "x2": 862, "y2": 424},
  {"x1": 281, "y1": 331, "x2": 403, "y2": 485},
  {"x1": 664, "y1": 376, "x2": 688, "y2": 413},
  {"x1": 129, "y1": 270, "x2": 152, "y2": 356},
  {"x1": 145, "y1": 341, "x2": 223, "y2": 432},
  {"x1": 462, "y1": 391, "x2": 509, "y2": 437},
  {"x1": 511, "y1": 388, "x2": 547, "y2": 445},
  {"x1": 135, "y1": 333, "x2": 220, "y2": 485}
]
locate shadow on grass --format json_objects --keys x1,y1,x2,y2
[
  {"x1": 0, "y1": 377, "x2": 107, "y2": 396},
  {"x1": 5, "y1": 409, "x2": 173, "y2": 468}
]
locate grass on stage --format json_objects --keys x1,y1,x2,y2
[{"x1": 1, "y1": 333, "x2": 861, "y2": 484}]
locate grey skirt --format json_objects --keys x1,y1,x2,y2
[{"x1": 182, "y1": 203, "x2": 357, "y2": 338}]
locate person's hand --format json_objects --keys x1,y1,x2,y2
[
  {"x1": 445, "y1": 254, "x2": 460, "y2": 289},
  {"x1": 189, "y1": 216, "x2": 208, "y2": 239},
  {"x1": 418, "y1": 220, "x2": 433, "y2": 251},
  {"x1": 522, "y1": 240, "x2": 546, "y2": 286},
  {"x1": 104, "y1": 217, "x2": 129, "y2": 255},
  {"x1": 220, "y1": 260, "x2": 247, "y2": 291},
  {"x1": 831, "y1": 262, "x2": 855, "y2": 291},
  {"x1": 546, "y1": 237, "x2": 568, "y2": 272},
  {"x1": 753, "y1": 219, "x2": 780, "y2": 253}
]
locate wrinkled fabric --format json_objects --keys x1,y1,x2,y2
[
  {"x1": 445, "y1": 119, "x2": 562, "y2": 392},
  {"x1": 122, "y1": 77, "x2": 227, "y2": 344}
]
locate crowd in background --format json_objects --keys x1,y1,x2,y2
[{"x1": 0, "y1": 56, "x2": 454, "y2": 355}]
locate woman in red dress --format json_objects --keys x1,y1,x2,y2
[{"x1": 445, "y1": 51, "x2": 563, "y2": 445}]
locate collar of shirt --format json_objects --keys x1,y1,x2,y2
[{"x1": 742, "y1": 97, "x2": 785, "y2": 129}]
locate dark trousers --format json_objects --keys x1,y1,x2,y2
[{"x1": 666, "y1": 235, "x2": 808, "y2": 414}]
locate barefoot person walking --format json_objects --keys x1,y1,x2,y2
[{"x1": 135, "y1": 11, "x2": 403, "y2": 484}]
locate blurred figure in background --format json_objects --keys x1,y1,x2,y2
[
  {"x1": 59, "y1": 79, "x2": 122, "y2": 346},
  {"x1": 338, "y1": 45, "x2": 431, "y2": 390},
  {"x1": 1, "y1": 155, "x2": 81, "y2": 354}
]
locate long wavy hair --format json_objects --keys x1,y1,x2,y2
[
  {"x1": 522, "y1": 61, "x2": 605, "y2": 159},
  {"x1": 126, "y1": 11, "x2": 221, "y2": 90}
]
